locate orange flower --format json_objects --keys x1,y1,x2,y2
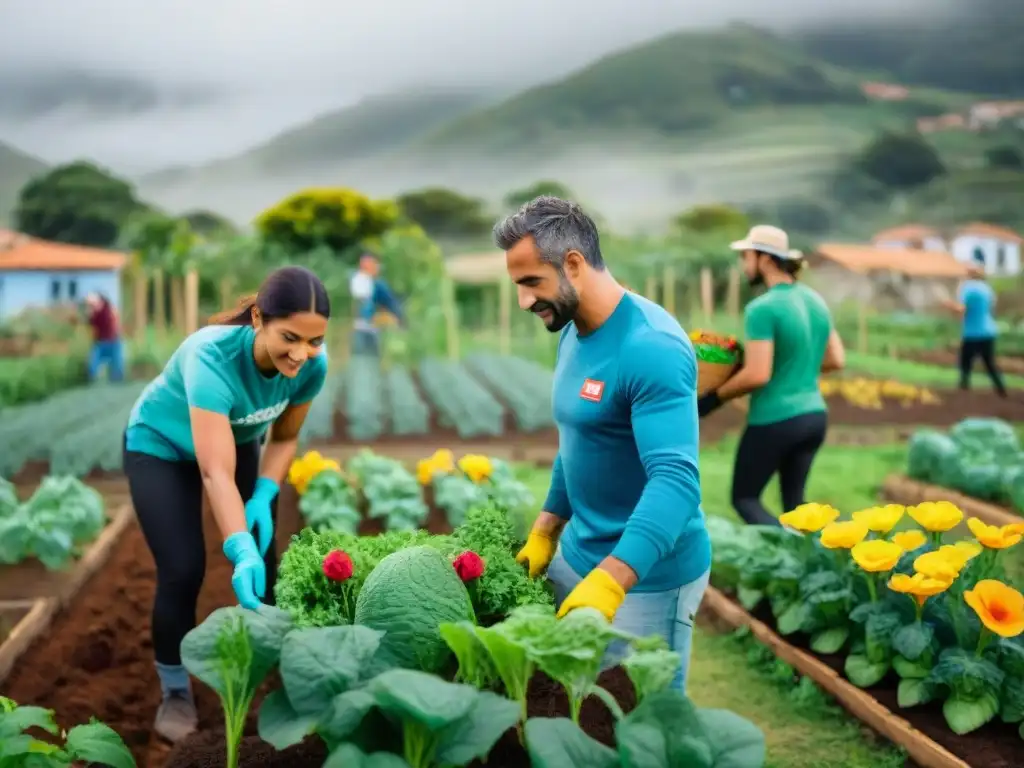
[
  {"x1": 889, "y1": 572, "x2": 952, "y2": 605},
  {"x1": 966, "y1": 518, "x2": 1023, "y2": 550},
  {"x1": 964, "y1": 580, "x2": 1024, "y2": 638}
]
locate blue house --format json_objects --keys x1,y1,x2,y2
[{"x1": 0, "y1": 230, "x2": 127, "y2": 321}]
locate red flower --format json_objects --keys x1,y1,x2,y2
[
  {"x1": 453, "y1": 551, "x2": 485, "y2": 582},
  {"x1": 323, "y1": 550, "x2": 354, "y2": 582}
]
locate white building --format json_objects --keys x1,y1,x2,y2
[{"x1": 871, "y1": 223, "x2": 1022, "y2": 277}]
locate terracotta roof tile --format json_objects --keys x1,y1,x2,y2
[
  {"x1": 953, "y1": 222, "x2": 1023, "y2": 243},
  {"x1": 0, "y1": 235, "x2": 127, "y2": 271},
  {"x1": 813, "y1": 243, "x2": 968, "y2": 278},
  {"x1": 871, "y1": 224, "x2": 943, "y2": 243}
]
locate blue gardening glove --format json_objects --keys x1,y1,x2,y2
[
  {"x1": 245, "y1": 477, "x2": 278, "y2": 557},
  {"x1": 223, "y1": 532, "x2": 265, "y2": 610}
]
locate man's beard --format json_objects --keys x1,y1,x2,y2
[
  {"x1": 530, "y1": 273, "x2": 579, "y2": 333},
  {"x1": 748, "y1": 269, "x2": 765, "y2": 287}
]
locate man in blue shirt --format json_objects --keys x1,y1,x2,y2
[
  {"x1": 944, "y1": 264, "x2": 1007, "y2": 397},
  {"x1": 494, "y1": 196, "x2": 711, "y2": 692},
  {"x1": 349, "y1": 253, "x2": 404, "y2": 356}
]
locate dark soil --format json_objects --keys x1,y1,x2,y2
[
  {"x1": 728, "y1": 591, "x2": 1021, "y2": 768},
  {"x1": 906, "y1": 349, "x2": 1024, "y2": 377},
  {"x1": 162, "y1": 667, "x2": 637, "y2": 768}
]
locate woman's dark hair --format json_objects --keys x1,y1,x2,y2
[
  {"x1": 209, "y1": 265, "x2": 331, "y2": 326},
  {"x1": 760, "y1": 252, "x2": 804, "y2": 279}
]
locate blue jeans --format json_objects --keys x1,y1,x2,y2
[
  {"x1": 89, "y1": 340, "x2": 125, "y2": 382},
  {"x1": 547, "y1": 548, "x2": 710, "y2": 692}
]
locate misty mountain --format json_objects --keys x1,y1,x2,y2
[
  {"x1": 0, "y1": 69, "x2": 219, "y2": 121},
  {"x1": 0, "y1": 142, "x2": 47, "y2": 224}
]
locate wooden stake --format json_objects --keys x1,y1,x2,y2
[
  {"x1": 727, "y1": 267, "x2": 741, "y2": 318},
  {"x1": 152, "y1": 270, "x2": 166, "y2": 334},
  {"x1": 132, "y1": 270, "x2": 148, "y2": 341},
  {"x1": 858, "y1": 304, "x2": 868, "y2": 354},
  {"x1": 184, "y1": 268, "x2": 199, "y2": 335},
  {"x1": 644, "y1": 274, "x2": 657, "y2": 302},
  {"x1": 663, "y1": 265, "x2": 676, "y2": 315},
  {"x1": 700, "y1": 268, "x2": 713, "y2": 322}
]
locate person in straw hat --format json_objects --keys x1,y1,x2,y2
[{"x1": 697, "y1": 225, "x2": 846, "y2": 526}]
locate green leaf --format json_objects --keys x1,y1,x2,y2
[
  {"x1": 279, "y1": 625, "x2": 385, "y2": 715},
  {"x1": 63, "y1": 720, "x2": 136, "y2": 768},
  {"x1": 1000, "y1": 675, "x2": 1024, "y2": 724},
  {"x1": 525, "y1": 717, "x2": 619, "y2": 768},
  {"x1": 434, "y1": 690, "x2": 521, "y2": 765},
  {"x1": 775, "y1": 603, "x2": 808, "y2": 636},
  {"x1": 897, "y1": 679, "x2": 938, "y2": 709},
  {"x1": 257, "y1": 689, "x2": 319, "y2": 750},
  {"x1": 322, "y1": 743, "x2": 411, "y2": 767},
  {"x1": 439, "y1": 621, "x2": 498, "y2": 689},
  {"x1": 810, "y1": 627, "x2": 849, "y2": 654},
  {"x1": 363, "y1": 669, "x2": 474, "y2": 730},
  {"x1": 944, "y1": 691, "x2": 1001, "y2": 735},
  {"x1": 892, "y1": 623, "x2": 934, "y2": 662},
  {"x1": 864, "y1": 611, "x2": 902, "y2": 664},
  {"x1": 737, "y1": 586, "x2": 763, "y2": 611},
  {"x1": 892, "y1": 655, "x2": 931, "y2": 680},
  {"x1": 927, "y1": 648, "x2": 1005, "y2": 700},
  {"x1": 696, "y1": 708, "x2": 766, "y2": 768},
  {"x1": 0, "y1": 705, "x2": 58, "y2": 739},
  {"x1": 623, "y1": 649, "x2": 681, "y2": 701},
  {"x1": 844, "y1": 654, "x2": 889, "y2": 688},
  {"x1": 615, "y1": 690, "x2": 714, "y2": 768}
]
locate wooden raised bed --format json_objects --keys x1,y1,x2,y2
[
  {"x1": 882, "y1": 474, "x2": 1022, "y2": 528},
  {"x1": 0, "y1": 503, "x2": 135, "y2": 684},
  {"x1": 700, "y1": 586, "x2": 970, "y2": 768}
]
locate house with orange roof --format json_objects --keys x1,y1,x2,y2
[
  {"x1": 870, "y1": 222, "x2": 1022, "y2": 277},
  {"x1": 0, "y1": 229, "x2": 128, "y2": 320}
]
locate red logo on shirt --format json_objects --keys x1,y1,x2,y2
[{"x1": 580, "y1": 379, "x2": 604, "y2": 402}]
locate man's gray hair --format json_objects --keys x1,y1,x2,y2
[{"x1": 493, "y1": 196, "x2": 604, "y2": 269}]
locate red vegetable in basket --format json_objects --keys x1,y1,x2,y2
[
  {"x1": 453, "y1": 551, "x2": 485, "y2": 581},
  {"x1": 323, "y1": 549, "x2": 354, "y2": 581}
]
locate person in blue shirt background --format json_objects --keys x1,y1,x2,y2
[
  {"x1": 495, "y1": 196, "x2": 711, "y2": 693},
  {"x1": 943, "y1": 263, "x2": 1007, "y2": 397},
  {"x1": 122, "y1": 265, "x2": 329, "y2": 743},
  {"x1": 349, "y1": 253, "x2": 404, "y2": 355}
]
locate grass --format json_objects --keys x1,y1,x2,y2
[{"x1": 844, "y1": 351, "x2": 1024, "y2": 389}]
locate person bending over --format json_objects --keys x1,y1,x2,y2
[
  {"x1": 496, "y1": 196, "x2": 711, "y2": 693},
  {"x1": 698, "y1": 227, "x2": 845, "y2": 526},
  {"x1": 122, "y1": 265, "x2": 329, "y2": 742}
]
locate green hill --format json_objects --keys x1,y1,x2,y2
[{"x1": 0, "y1": 142, "x2": 47, "y2": 225}]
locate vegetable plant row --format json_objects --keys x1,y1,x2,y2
[
  {"x1": 0, "y1": 475, "x2": 108, "y2": 569},
  {"x1": 908, "y1": 417, "x2": 1024, "y2": 513},
  {"x1": 0, "y1": 382, "x2": 145, "y2": 479},
  {"x1": 288, "y1": 449, "x2": 534, "y2": 534},
  {"x1": 708, "y1": 500, "x2": 1024, "y2": 750},
  {"x1": 179, "y1": 497, "x2": 768, "y2": 767}
]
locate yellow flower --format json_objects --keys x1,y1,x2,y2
[
  {"x1": 851, "y1": 540, "x2": 903, "y2": 573},
  {"x1": 458, "y1": 454, "x2": 493, "y2": 483},
  {"x1": 891, "y1": 530, "x2": 928, "y2": 552},
  {"x1": 907, "y1": 502, "x2": 963, "y2": 533},
  {"x1": 288, "y1": 450, "x2": 331, "y2": 495},
  {"x1": 939, "y1": 541, "x2": 982, "y2": 568},
  {"x1": 779, "y1": 503, "x2": 840, "y2": 534},
  {"x1": 889, "y1": 572, "x2": 952, "y2": 604},
  {"x1": 964, "y1": 580, "x2": 1024, "y2": 638},
  {"x1": 852, "y1": 505, "x2": 905, "y2": 534},
  {"x1": 819, "y1": 520, "x2": 869, "y2": 549},
  {"x1": 966, "y1": 517, "x2": 1023, "y2": 550},
  {"x1": 1005, "y1": 523, "x2": 1024, "y2": 536},
  {"x1": 913, "y1": 550, "x2": 963, "y2": 582},
  {"x1": 416, "y1": 449, "x2": 456, "y2": 485}
]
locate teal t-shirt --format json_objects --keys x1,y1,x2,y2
[
  {"x1": 744, "y1": 282, "x2": 832, "y2": 426},
  {"x1": 958, "y1": 280, "x2": 998, "y2": 340},
  {"x1": 126, "y1": 325, "x2": 328, "y2": 461}
]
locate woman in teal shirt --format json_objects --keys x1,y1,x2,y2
[
  {"x1": 123, "y1": 265, "x2": 329, "y2": 743},
  {"x1": 944, "y1": 264, "x2": 1007, "y2": 397}
]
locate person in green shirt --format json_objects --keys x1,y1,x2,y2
[
  {"x1": 697, "y1": 226, "x2": 846, "y2": 525},
  {"x1": 123, "y1": 265, "x2": 330, "y2": 743}
]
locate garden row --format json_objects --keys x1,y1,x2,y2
[{"x1": 705, "y1": 499, "x2": 1024, "y2": 768}]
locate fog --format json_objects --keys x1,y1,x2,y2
[{"x1": 0, "y1": 0, "x2": 950, "y2": 172}]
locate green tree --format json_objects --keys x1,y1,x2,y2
[
  {"x1": 254, "y1": 187, "x2": 398, "y2": 256},
  {"x1": 985, "y1": 146, "x2": 1024, "y2": 171},
  {"x1": 503, "y1": 180, "x2": 575, "y2": 209},
  {"x1": 855, "y1": 132, "x2": 945, "y2": 190},
  {"x1": 397, "y1": 187, "x2": 492, "y2": 238},
  {"x1": 775, "y1": 198, "x2": 833, "y2": 235},
  {"x1": 673, "y1": 204, "x2": 749, "y2": 236},
  {"x1": 14, "y1": 161, "x2": 149, "y2": 247},
  {"x1": 181, "y1": 209, "x2": 238, "y2": 237}
]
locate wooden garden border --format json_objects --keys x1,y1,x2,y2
[
  {"x1": 700, "y1": 586, "x2": 970, "y2": 768},
  {"x1": 0, "y1": 503, "x2": 135, "y2": 686},
  {"x1": 882, "y1": 475, "x2": 1022, "y2": 528}
]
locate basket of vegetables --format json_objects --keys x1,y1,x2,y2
[{"x1": 690, "y1": 330, "x2": 742, "y2": 395}]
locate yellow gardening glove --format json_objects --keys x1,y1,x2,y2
[
  {"x1": 556, "y1": 568, "x2": 626, "y2": 622},
  {"x1": 515, "y1": 531, "x2": 556, "y2": 578}
]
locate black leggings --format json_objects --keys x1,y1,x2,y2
[
  {"x1": 959, "y1": 338, "x2": 1007, "y2": 396},
  {"x1": 731, "y1": 411, "x2": 828, "y2": 526},
  {"x1": 123, "y1": 440, "x2": 278, "y2": 665}
]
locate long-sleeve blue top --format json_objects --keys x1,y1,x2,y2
[{"x1": 544, "y1": 292, "x2": 711, "y2": 591}]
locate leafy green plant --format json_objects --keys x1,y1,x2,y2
[
  {"x1": 432, "y1": 474, "x2": 486, "y2": 527},
  {"x1": 0, "y1": 696, "x2": 136, "y2": 767},
  {"x1": 0, "y1": 476, "x2": 106, "y2": 569},
  {"x1": 299, "y1": 471, "x2": 360, "y2": 533},
  {"x1": 180, "y1": 606, "x2": 293, "y2": 768},
  {"x1": 350, "y1": 451, "x2": 429, "y2": 531}
]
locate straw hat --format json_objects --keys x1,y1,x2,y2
[{"x1": 729, "y1": 225, "x2": 797, "y2": 260}]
